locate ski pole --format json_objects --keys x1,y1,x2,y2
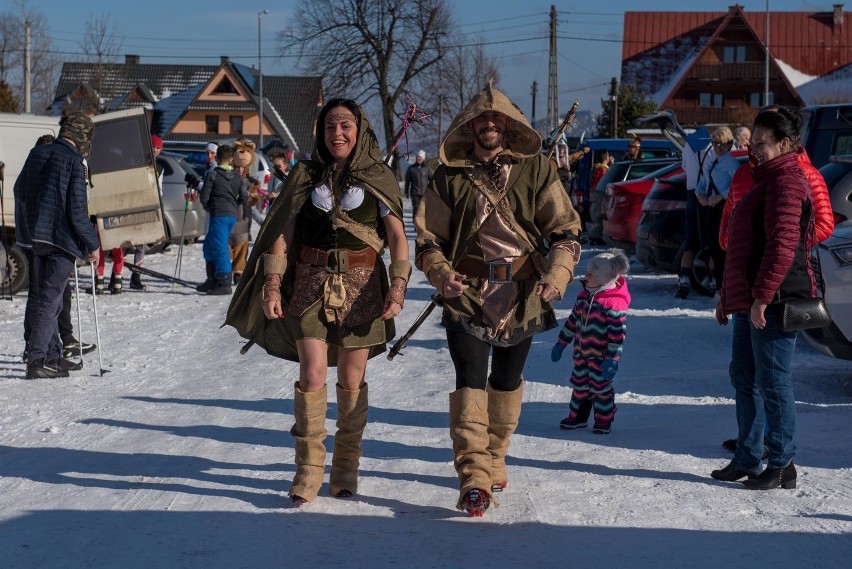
[
  {"x1": 90, "y1": 262, "x2": 105, "y2": 376},
  {"x1": 174, "y1": 193, "x2": 190, "y2": 279},
  {"x1": 74, "y1": 263, "x2": 84, "y2": 362}
]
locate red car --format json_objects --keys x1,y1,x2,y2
[{"x1": 602, "y1": 162, "x2": 682, "y2": 250}]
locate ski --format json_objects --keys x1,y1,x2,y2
[{"x1": 124, "y1": 262, "x2": 198, "y2": 289}]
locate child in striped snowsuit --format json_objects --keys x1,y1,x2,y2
[{"x1": 551, "y1": 249, "x2": 631, "y2": 434}]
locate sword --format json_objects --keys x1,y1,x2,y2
[{"x1": 387, "y1": 100, "x2": 581, "y2": 361}]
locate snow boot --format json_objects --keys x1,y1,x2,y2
[
  {"x1": 85, "y1": 275, "x2": 105, "y2": 295},
  {"x1": 675, "y1": 274, "x2": 691, "y2": 299},
  {"x1": 591, "y1": 390, "x2": 617, "y2": 434},
  {"x1": 129, "y1": 271, "x2": 146, "y2": 290},
  {"x1": 196, "y1": 262, "x2": 216, "y2": 293},
  {"x1": 560, "y1": 389, "x2": 592, "y2": 429},
  {"x1": 205, "y1": 274, "x2": 233, "y2": 296},
  {"x1": 486, "y1": 380, "x2": 523, "y2": 493},
  {"x1": 109, "y1": 274, "x2": 123, "y2": 295},
  {"x1": 449, "y1": 388, "x2": 495, "y2": 515},
  {"x1": 289, "y1": 383, "x2": 328, "y2": 505},
  {"x1": 330, "y1": 383, "x2": 368, "y2": 498}
]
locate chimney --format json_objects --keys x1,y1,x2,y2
[
  {"x1": 220, "y1": 56, "x2": 230, "y2": 64},
  {"x1": 834, "y1": 4, "x2": 844, "y2": 26},
  {"x1": 125, "y1": 54, "x2": 139, "y2": 65}
]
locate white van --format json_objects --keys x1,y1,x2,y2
[{"x1": 0, "y1": 108, "x2": 163, "y2": 294}]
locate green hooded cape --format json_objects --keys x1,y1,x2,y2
[{"x1": 224, "y1": 106, "x2": 403, "y2": 365}]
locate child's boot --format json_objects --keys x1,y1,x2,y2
[
  {"x1": 559, "y1": 389, "x2": 591, "y2": 429},
  {"x1": 591, "y1": 390, "x2": 617, "y2": 434}
]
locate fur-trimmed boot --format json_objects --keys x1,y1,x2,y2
[
  {"x1": 330, "y1": 383, "x2": 368, "y2": 498},
  {"x1": 289, "y1": 384, "x2": 328, "y2": 506},
  {"x1": 486, "y1": 380, "x2": 523, "y2": 493},
  {"x1": 449, "y1": 388, "x2": 495, "y2": 516}
]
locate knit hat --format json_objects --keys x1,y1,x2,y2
[
  {"x1": 151, "y1": 135, "x2": 163, "y2": 149},
  {"x1": 417, "y1": 149, "x2": 426, "y2": 159},
  {"x1": 58, "y1": 112, "x2": 95, "y2": 158},
  {"x1": 586, "y1": 249, "x2": 630, "y2": 287},
  {"x1": 206, "y1": 142, "x2": 219, "y2": 153}
]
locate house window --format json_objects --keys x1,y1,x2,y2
[
  {"x1": 699, "y1": 93, "x2": 724, "y2": 108},
  {"x1": 213, "y1": 77, "x2": 238, "y2": 95},
  {"x1": 230, "y1": 115, "x2": 243, "y2": 135},
  {"x1": 205, "y1": 115, "x2": 219, "y2": 134},
  {"x1": 723, "y1": 45, "x2": 747, "y2": 63},
  {"x1": 749, "y1": 92, "x2": 775, "y2": 107}
]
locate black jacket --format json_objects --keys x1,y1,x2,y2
[{"x1": 201, "y1": 166, "x2": 247, "y2": 218}]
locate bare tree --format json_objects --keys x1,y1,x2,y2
[
  {"x1": 78, "y1": 12, "x2": 123, "y2": 103},
  {"x1": 0, "y1": 0, "x2": 60, "y2": 114},
  {"x1": 279, "y1": 0, "x2": 451, "y2": 161}
]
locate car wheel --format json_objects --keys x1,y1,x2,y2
[
  {"x1": 0, "y1": 243, "x2": 29, "y2": 296},
  {"x1": 691, "y1": 247, "x2": 714, "y2": 296}
]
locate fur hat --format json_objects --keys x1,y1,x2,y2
[
  {"x1": 59, "y1": 112, "x2": 95, "y2": 158},
  {"x1": 587, "y1": 248, "x2": 630, "y2": 287}
]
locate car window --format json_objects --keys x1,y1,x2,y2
[
  {"x1": 156, "y1": 157, "x2": 175, "y2": 177},
  {"x1": 626, "y1": 161, "x2": 676, "y2": 180},
  {"x1": 88, "y1": 114, "x2": 150, "y2": 174},
  {"x1": 834, "y1": 134, "x2": 852, "y2": 155}
]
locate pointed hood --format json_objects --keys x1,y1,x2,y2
[{"x1": 439, "y1": 81, "x2": 542, "y2": 167}]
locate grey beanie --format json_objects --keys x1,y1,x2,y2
[
  {"x1": 59, "y1": 112, "x2": 96, "y2": 158},
  {"x1": 587, "y1": 249, "x2": 630, "y2": 286}
]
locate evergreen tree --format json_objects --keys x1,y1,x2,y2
[
  {"x1": 0, "y1": 80, "x2": 18, "y2": 113},
  {"x1": 596, "y1": 83, "x2": 657, "y2": 138}
]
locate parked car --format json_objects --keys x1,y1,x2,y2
[
  {"x1": 801, "y1": 221, "x2": 852, "y2": 360},
  {"x1": 162, "y1": 140, "x2": 273, "y2": 194},
  {"x1": 587, "y1": 157, "x2": 681, "y2": 243},
  {"x1": 818, "y1": 156, "x2": 852, "y2": 226},
  {"x1": 153, "y1": 152, "x2": 207, "y2": 250},
  {"x1": 799, "y1": 104, "x2": 852, "y2": 169},
  {"x1": 602, "y1": 162, "x2": 682, "y2": 251}
]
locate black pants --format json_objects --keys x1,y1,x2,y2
[
  {"x1": 28, "y1": 244, "x2": 75, "y2": 362},
  {"x1": 446, "y1": 329, "x2": 532, "y2": 391},
  {"x1": 697, "y1": 201, "x2": 726, "y2": 286},
  {"x1": 24, "y1": 248, "x2": 74, "y2": 348}
]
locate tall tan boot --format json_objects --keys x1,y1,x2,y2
[
  {"x1": 330, "y1": 383, "x2": 368, "y2": 498},
  {"x1": 289, "y1": 383, "x2": 328, "y2": 504},
  {"x1": 486, "y1": 380, "x2": 524, "y2": 492},
  {"x1": 449, "y1": 388, "x2": 494, "y2": 513}
]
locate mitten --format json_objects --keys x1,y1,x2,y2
[
  {"x1": 601, "y1": 358, "x2": 618, "y2": 380},
  {"x1": 551, "y1": 342, "x2": 567, "y2": 362}
]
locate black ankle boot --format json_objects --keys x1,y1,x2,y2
[
  {"x1": 710, "y1": 461, "x2": 756, "y2": 482},
  {"x1": 86, "y1": 275, "x2": 105, "y2": 295},
  {"x1": 129, "y1": 271, "x2": 146, "y2": 290},
  {"x1": 742, "y1": 463, "x2": 797, "y2": 490}
]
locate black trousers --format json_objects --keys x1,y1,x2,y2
[
  {"x1": 446, "y1": 329, "x2": 532, "y2": 391},
  {"x1": 28, "y1": 244, "x2": 75, "y2": 362},
  {"x1": 24, "y1": 248, "x2": 74, "y2": 348},
  {"x1": 697, "y1": 201, "x2": 726, "y2": 286}
]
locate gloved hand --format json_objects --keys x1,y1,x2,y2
[
  {"x1": 601, "y1": 358, "x2": 618, "y2": 380},
  {"x1": 551, "y1": 343, "x2": 567, "y2": 362}
]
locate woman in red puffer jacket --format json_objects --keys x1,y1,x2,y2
[{"x1": 711, "y1": 107, "x2": 817, "y2": 492}]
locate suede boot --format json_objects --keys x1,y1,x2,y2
[
  {"x1": 486, "y1": 381, "x2": 523, "y2": 492},
  {"x1": 289, "y1": 384, "x2": 328, "y2": 504},
  {"x1": 196, "y1": 262, "x2": 216, "y2": 292},
  {"x1": 449, "y1": 388, "x2": 494, "y2": 512},
  {"x1": 330, "y1": 383, "x2": 368, "y2": 498}
]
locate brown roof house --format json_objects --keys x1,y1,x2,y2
[
  {"x1": 51, "y1": 55, "x2": 323, "y2": 155},
  {"x1": 621, "y1": 4, "x2": 852, "y2": 125}
]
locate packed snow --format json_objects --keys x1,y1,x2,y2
[{"x1": 1, "y1": 216, "x2": 851, "y2": 568}]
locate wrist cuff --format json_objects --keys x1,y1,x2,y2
[{"x1": 263, "y1": 253, "x2": 287, "y2": 275}]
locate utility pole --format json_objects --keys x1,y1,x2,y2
[
  {"x1": 546, "y1": 5, "x2": 558, "y2": 133},
  {"x1": 438, "y1": 95, "x2": 444, "y2": 147},
  {"x1": 24, "y1": 20, "x2": 31, "y2": 113},
  {"x1": 531, "y1": 81, "x2": 538, "y2": 130},
  {"x1": 764, "y1": 0, "x2": 770, "y2": 105},
  {"x1": 610, "y1": 77, "x2": 618, "y2": 138},
  {"x1": 258, "y1": 10, "x2": 269, "y2": 148}
]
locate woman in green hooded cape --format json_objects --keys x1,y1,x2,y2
[{"x1": 224, "y1": 98, "x2": 410, "y2": 506}]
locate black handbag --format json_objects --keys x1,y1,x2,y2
[{"x1": 780, "y1": 297, "x2": 831, "y2": 332}]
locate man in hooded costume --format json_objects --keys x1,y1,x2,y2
[{"x1": 415, "y1": 82, "x2": 582, "y2": 516}]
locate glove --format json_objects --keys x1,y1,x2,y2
[
  {"x1": 601, "y1": 358, "x2": 618, "y2": 380},
  {"x1": 551, "y1": 343, "x2": 567, "y2": 362}
]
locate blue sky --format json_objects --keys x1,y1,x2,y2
[{"x1": 29, "y1": 0, "x2": 824, "y2": 130}]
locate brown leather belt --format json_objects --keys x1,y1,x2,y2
[
  {"x1": 300, "y1": 246, "x2": 377, "y2": 273},
  {"x1": 454, "y1": 255, "x2": 536, "y2": 283}
]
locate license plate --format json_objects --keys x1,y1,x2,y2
[{"x1": 102, "y1": 209, "x2": 160, "y2": 229}]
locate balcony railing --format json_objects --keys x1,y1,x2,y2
[
  {"x1": 674, "y1": 107, "x2": 755, "y2": 125},
  {"x1": 689, "y1": 63, "x2": 779, "y2": 81}
]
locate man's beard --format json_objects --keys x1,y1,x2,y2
[{"x1": 475, "y1": 127, "x2": 504, "y2": 151}]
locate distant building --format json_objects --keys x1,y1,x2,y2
[
  {"x1": 621, "y1": 4, "x2": 851, "y2": 125},
  {"x1": 50, "y1": 55, "x2": 323, "y2": 155}
]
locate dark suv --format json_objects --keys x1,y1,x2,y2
[
  {"x1": 587, "y1": 157, "x2": 680, "y2": 243},
  {"x1": 799, "y1": 104, "x2": 852, "y2": 169}
]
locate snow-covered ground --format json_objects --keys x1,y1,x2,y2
[{"x1": 1, "y1": 219, "x2": 851, "y2": 569}]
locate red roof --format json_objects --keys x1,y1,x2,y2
[{"x1": 623, "y1": 7, "x2": 851, "y2": 77}]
